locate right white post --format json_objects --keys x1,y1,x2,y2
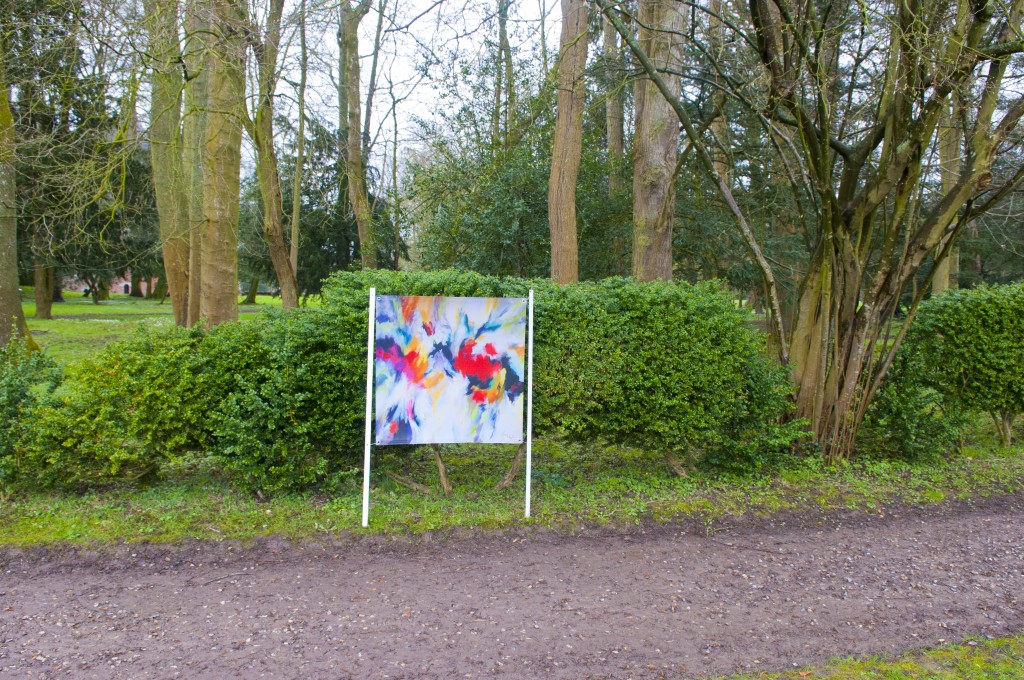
[{"x1": 524, "y1": 289, "x2": 534, "y2": 518}]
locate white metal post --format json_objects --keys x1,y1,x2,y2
[
  {"x1": 362, "y1": 288, "x2": 377, "y2": 527},
  {"x1": 525, "y1": 289, "x2": 534, "y2": 518}
]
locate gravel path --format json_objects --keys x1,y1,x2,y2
[{"x1": 2, "y1": 494, "x2": 1023, "y2": 679}]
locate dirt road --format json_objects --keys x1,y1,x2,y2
[{"x1": 2, "y1": 494, "x2": 1023, "y2": 679}]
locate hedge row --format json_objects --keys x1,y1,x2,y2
[{"x1": 1, "y1": 270, "x2": 799, "y2": 493}]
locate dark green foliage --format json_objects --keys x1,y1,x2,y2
[
  {"x1": 324, "y1": 270, "x2": 800, "y2": 473},
  {"x1": 860, "y1": 352, "x2": 969, "y2": 461},
  {"x1": 208, "y1": 309, "x2": 365, "y2": 493},
  {"x1": 898, "y1": 284, "x2": 1024, "y2": 445},
  {"x1": 11, "y1": 270, "x2": 798, "y2": 492},
  {"x1": 17, "y1": 316, "x2": 363, "y2": 493}
]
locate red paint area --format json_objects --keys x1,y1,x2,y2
[
  {"x1": 484, "y1": 343, "x2": 497, "y2": 356},
  {"x1": 424, "y1": 321, "x2": 435, "y2": 336},
  {"x1": 453, "y1": 339, "x2": 502, "y2": 383}
]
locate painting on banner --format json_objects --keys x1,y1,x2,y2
[{"x1": 374, "y1": 296, "x2": 527, "y2": 445}]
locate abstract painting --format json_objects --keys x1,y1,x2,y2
[{"x1": 374, "y1": 295, "x2": 527, "y2": 445}]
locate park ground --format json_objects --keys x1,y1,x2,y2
[{"x1": 4, "y1": 291, "x2": 1024, "y2": 678}]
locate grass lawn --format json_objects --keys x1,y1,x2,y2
[{"x1": 20, "y1": 287, "x2": 313, "y2": 364}]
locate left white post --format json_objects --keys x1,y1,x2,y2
[{"x1": 362, "y1": 288, "x2": 377, "y2": 528}]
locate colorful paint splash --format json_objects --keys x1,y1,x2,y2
[{"x1": 374, "y1": 296, "x2": 527, "y2": 445}]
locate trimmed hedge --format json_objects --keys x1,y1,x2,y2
[
  {"x1": 898, "y1": 284, "x2": 1024, "y2": 446},
  {"x1": 7, "y1": 270, "x2": 799, "y2": 492}
]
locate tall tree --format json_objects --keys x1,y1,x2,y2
[
  {"x1": 0, "y1": 58, "x2": 28, "y2": 347},
  {"x1": 241, "y1": 0, "x2": 298, "y2": 309},
  {"x1": 199, "y1": 0, "x2": 246, "y2": 326},
  {"x1": 341, "y1": 0, "x2": 376, "y2": 269},
  {"x1": 289, "y1": 0, "x2": 307, "y2": 279},
  {"x1": 630, "y1": 0, "x2": 683, "y2": 281},
  {"x1": 144, "y1": 0, "x2": 190, "y2": 325},
  {"x1": 932, "y1": 99, "x2": 963, "y2": 294},
  {"x1": 602, "y1": 14, "x2": 624, "y2": 195},
  {"x1": 547, "y1": 0, "x2": 589, "y2": 283}
]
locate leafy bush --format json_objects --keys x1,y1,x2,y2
[
  {"x1": 18, "y1": 317, "x2": 362, "y2": 494},
  {"x1": 13, "y1": 269, "x2": 798, "y2": 492},
  {"x1": 901, "y1": 284, "x2": 1024, "y2": 446},
  {"x1": 18, "y1": 326, "x2": 210, "y2": 489},
  {"x1": 208, "y1": 309, "x2": 364, "y2": 494},
  {"x1": 324, "y1": 270, "x2": 800, "y2": 473},
  {"x1": 860, "y1": 351, "x2": 969, "y2": 462},
  {"x1": 0, "y1": 339, "x2": 59, "y2": 488}
]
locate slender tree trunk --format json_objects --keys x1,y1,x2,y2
[
  {"x1": 244, "y1": 0, "x2": 298, "y2": 310},
  {"x1": 362, "y1": 0, "x2": 387, "y2": 155},
  {"x1": 145, "y1": 0, "x2": 191, "y2": 326},
  {"x1": 631, "y1": 0, "x2": 683, "y2": 281},
  {"x1": 932, "y1": 100, "x2": 962, "y2": 294},
  {"x1": 547, "y1": 0, "x2": 588, "y2": 284},
  {"x1": 199, "y1": 0, "x2": 245, "y2": 327},
  {"x1": 432, "y1": 445, "x2": 452, "y2": 495},
  {"x1": 343, "y1": 0, "x2": 377, "y2": 269},
  {"x1": 183, "y1": 0, "x2": 208, "y2": 326},
  {"x1": 289, "y1": 0, "x2": 307, "y2": 278},
  {"x1": 603, "y1": 15, "x2": 624, "y2": 195},
  {"x1": 708, "y1": 0, "x2": 730, "y2": 182},
  {"x1": 0, "y1": 76, "x2": 29, "y2": 348},
  {"x1": 33, "y1": 265, "x2": 54, "y2": 319}
]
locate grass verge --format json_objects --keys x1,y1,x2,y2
[
  {"x1": 2, "y1": 436, "x2": 1022, "y2": 547},
  {"x1": 726, "y1": 634, "x2": 1024, "y2": 679}
]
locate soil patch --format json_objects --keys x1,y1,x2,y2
[{"x1": 2, "y1": 494, "x2": 1023, "y2": 678}]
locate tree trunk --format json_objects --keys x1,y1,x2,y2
[
  {"x1": 932, "y1": 100, "x2": 962, "y2": 295},
  {"x1": 547, "y1": 0, "x2": 588, "y2": 284},
  {"x1": 494, "y1": 443, "x2": 525, "y2": 491},
  {"x1": 145, "y1": 0, "x2": 191, "y2": 326},
  {"x1": 241, "y1": 276, "x2": 259, "y2": 305},
  {"x1": 199, "y1": 0, "x2": 245, "y2": 327},
  {"x1": 0, "y1": 74, "x2": 29, "y2": 348},
  {"x1": 289, "y1": 0, "x2": 307, "y2": 278},
  {"x1": 432, "y1": 445, "x2": 453, "y2": 495},
  {"x1": 993, "y1": 412, "x2": 1014, "y2": 448},
  {"x1": 183, "y1": 0, "x2": 208, "y2": 327},
  {"x1": 244, "y1": 0, "x2": 298, "y2": 310},
  {"x1": 33, "y1": 265, "x2": 54, "y2": 319},
  {"x1": 603, "y1": 15, "x2": 624, "y2": 195},
  {"x1": 343, "y1": 0, "x2": 376, "y2": 269},
  {"x1": 129, "y1": 271, "x2": 144, "y2": 297},
  {"x1": 631, "y1": 0, "x2": 683, "y2": 281},
  {"x1": 153, "y1": 275, "x2": 167, "y2": 302}
]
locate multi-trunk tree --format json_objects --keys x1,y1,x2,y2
[{"x1": 598, "y1": 0, "x2": 1024, "y2": 459}]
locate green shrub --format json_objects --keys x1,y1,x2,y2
[
  {"x1": 902, "y1": 284, "x2": 1024, "y2": 446},
  {"x1": 208, "y1": 309, "x2": 364, "y2": 494},
  {"x1": 14, "y1": 269, "x2": 799, "y2": 492},
  {"x1": 19, "y1": 326, "x2": 209, "y2": 489},
  {"x1": 0, "y1": 339, "x2": 59, "y2": 488},
  {"x1": 860, "y1": 351, "x2": 968, "y2": 461},
  {"x1": 324, "y1": 270, "x2": 800, "y2": 474}
]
